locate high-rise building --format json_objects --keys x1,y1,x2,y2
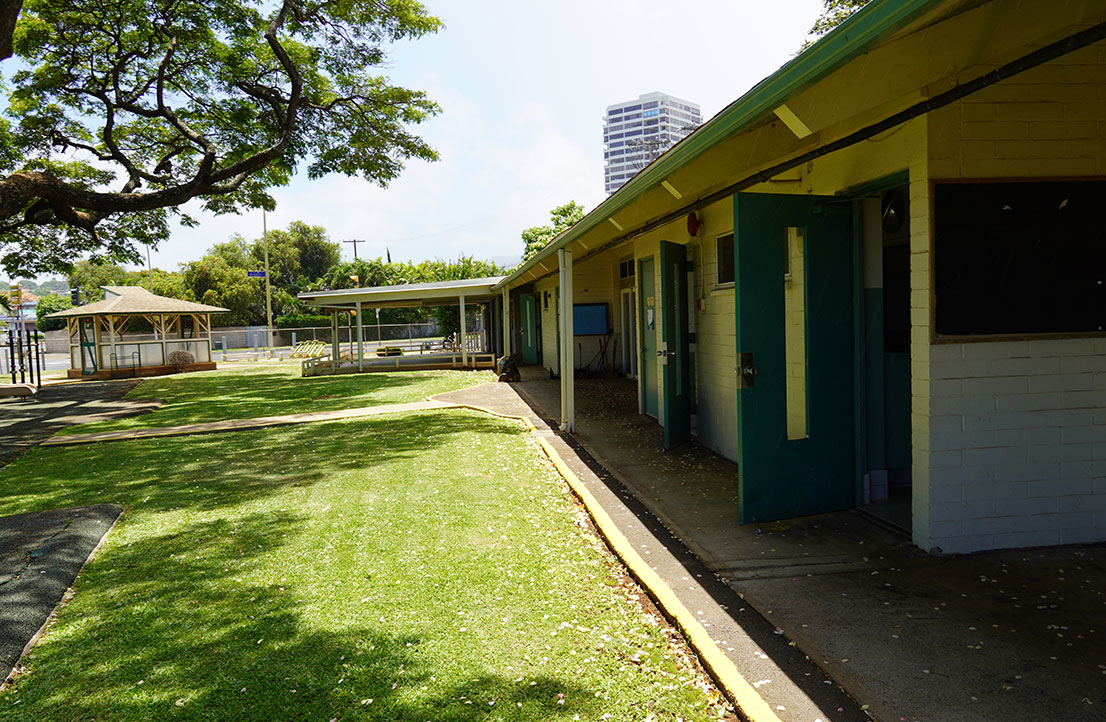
[{"x1": 603, "y1": 92, "x2": 702, "y2": 195}]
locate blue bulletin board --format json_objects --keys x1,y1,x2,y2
[{"x1": 572, "y1": 303, "x2": 608, "y2": 336}]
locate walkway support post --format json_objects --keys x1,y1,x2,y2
[
  {"x1": 330, "y1": 310, "x2": 339, "y2": 372},
  {"x1": 558, "y1": 248, "x2": 574, "y2": 432},
  {"x1": 356, "y1": 300, "x2": 364, "y2": 372},
  {"x1": 459, "y1": 295, "x2": 468, "y2": 367},
  {"x1": 501, "y1": 288, "x2": 510, "y2": 359}
]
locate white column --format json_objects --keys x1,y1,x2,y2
[
  {"x1": 501, "y1": 289, "x2": 511, "y2": 358},
  {"x1": 356, "y1": 301, "x2": 364, "y2": 371},
  {"x1": 330, "y1": 310, "x2": 339, "y2": 371},
  {"x1": 558, "y1": 248, "x2": 574, "y2": 432},
  {"x1": 459, "y1": 295, "x2": 468, "y2": 367}
]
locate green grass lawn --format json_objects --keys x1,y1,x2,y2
[
  {"x1": 0, "y1": 410, "x2": 728, "y2": 721},
  {"x1": 60, "y1": 363, "x2": 495, "y2": 434}
]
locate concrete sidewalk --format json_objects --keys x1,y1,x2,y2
[{"x1": 436, "y1": 374, "x2": 1105, "y2": 722}]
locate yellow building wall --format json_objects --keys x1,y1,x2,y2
[{"x1": 535, "y1": 276, "x2": 558, "y2": 375}]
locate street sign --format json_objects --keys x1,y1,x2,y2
[{"x1": 247, "y1": 271, "x2": 266, "y2": 278}]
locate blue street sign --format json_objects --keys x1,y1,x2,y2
[{"x1": 247, "y1": 271, "x2": 266, "y2": 278}]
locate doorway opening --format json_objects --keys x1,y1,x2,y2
[
  {"x1": 620, "y1": 287, "x2": 638, "y2": 378},
  {"x1": 859, "y1": 185, "x2": 912, "y2": 532}
]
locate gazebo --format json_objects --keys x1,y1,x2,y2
[{"x1": 48, "y1": 286, "x2": 228, "y2": 379}]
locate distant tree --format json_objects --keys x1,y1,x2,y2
[
  {"x1": 35, "y1": 292, "x2": 71, "y2": 330},
  {"x1": 179, "y1": 255, "x2": 257, "y2": 326},
  {"x1": 521, "y1": 202, "x2": 586, "y2": 263},
  {"x1": 804, "y1": 0, "x2": 870, "y2": 47},
  {"x1": 67, "y1": 260, "x2": 128, "y2": 303}
]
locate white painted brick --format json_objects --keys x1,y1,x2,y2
[
  {"x1": 1095, "y1": 443, "x2": 1106, "y2": 460},
  {"x1": 928, "y1": 519, "x2": 965, "y2": 539},
  {"x1": 1060, "y1": 355, "x2": 1106, "y2": 373},
  {"x1": 928, "y1": 482, "x2": 965, "y2": 503},
  {"x1": 996, "y1": 427, "x2": 1061, "y2": 446},
  {"x1": 1058, "y1": 495, "x2": 1106, "y2": 514},
  {"x1": 937, "y1": 535, "x2": 996, "y2": 554},
  {"x1": 930, "y1": 379, "x2": 962, "y2": 398},
  {"x1": 937, "y1": 429, "x2": 997, "y2": 451},
  {"x1": 1060, "y1": 427, "x2": 1104, "y2": 444},
  {"x1": 931, "y1": 449, "x2": 963, "y2": 468},
  {"x1": 991, "y1": 529, "x2": 1061, "y2": 550},
  {"x1": 938, "y1": 357, "x2": 1062, "y2": 378},
  {"x1": 932, "y1": 394, "x2": 996, "y2": 417},
  {"x1": 995, "y1": 390, "x2": 1106, "y2": 412},
  {"x1": 961, "y1": 445, "x2": 1025, "y2": 467},
  {"x1": 961, "y1": 409, "x2": 1094, "y2": 431},
  {"x1": 1028, "y1": 373, "x2": 1096, "y2": 393},
  {"x1": 996, "y1": 462, "x2": 1060, "y2": 485},
  {"x1": 1027, "y1": 338, "x2": 1098, "y2": 356},
  {"x1": 1025, "y1": 477, "x2": 1093, "y2": 497},
  {"x1": 962, "y1": 479, "x2": 1011, "y2": 502},
  {"x1": 959, "y1": 341, "x2": 1031, "y2": 360},
  {"x1": 1027, "y1": 444, "x2": 1095, "y2": 463},
  {"x1": 995, "y1": 497, "x2": 1058, "y2": 516},
  {"x1": 930, "y1": 344, "x2": 962, "y2": 363},
  {"x1": 1060, "y1": 460, "x2": 1106, "y2": 480},
  {"x1": 1059, "y1": 527, "x2": 1106, "y2": 545},
  {"x1": 958, "y1": 376, "x2": 1030, "y2": 395}
]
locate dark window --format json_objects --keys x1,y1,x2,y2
[
  {"x1": 934, "y1": 180, "x2": 1106, "y2": 336},
  {"x1": 717, "y1": 233, "x2": 735, "y2": 285},
  {"x1": 619, "y1": 259, "x2": 636, "y2": 279}
]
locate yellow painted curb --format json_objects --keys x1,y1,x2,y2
[{"x1": 444, "y1": 402, "x2": 781, "y2": 722}]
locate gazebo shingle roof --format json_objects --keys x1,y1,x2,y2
[{"x1": 46, "y1": 286, "x2": 228, "y2": 318}]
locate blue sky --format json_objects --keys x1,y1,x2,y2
[{"x1": 150, "y1": 0, "x2": 825, "y2": 272}]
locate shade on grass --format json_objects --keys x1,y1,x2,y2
[
  {"x1": 59, "y1": 363, "x2": 495, "y2": 434},
  {"x1": 0, "y1": 409, "x2": 728, "y2": 721}
]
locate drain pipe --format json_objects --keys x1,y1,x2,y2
[{"x1": 568, "y1": 20, "x2": 1106, "y2": 268}]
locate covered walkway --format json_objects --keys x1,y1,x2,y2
[
  {"x1": 434, "y1": 371, "x2": 1106, "y2": 722},
  {"x1": 297, "y1": 277, "x2": 504, "y2": 376}
]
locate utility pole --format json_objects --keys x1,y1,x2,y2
[
  {"x1": 343, "y1": 238, "x2": 365, "y2": 259},
  {"x1": 263, "y1": 211, "x2": 274, "y2": 354}
]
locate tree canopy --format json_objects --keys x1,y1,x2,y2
[
  {"x1": 520, "y1": 201, "x2": 585, "y2": 263},
  {"x1": 0, "y1": 0, "x2": 441, "y2": 276},
  {"x1": 805, "y1": 0, "x2": 870, "y2": 46}
]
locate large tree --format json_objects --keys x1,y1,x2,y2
[{"x1": 0, "y1": 0, "x2": 441, "y2": 276}]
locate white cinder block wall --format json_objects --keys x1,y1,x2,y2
[
  {"x1": 691, "y1": 199, "x2": 739, "y2": 461},
  {"x1": 920, "y1": 42, "x2": 1106, "y2": 553},
  {"x1": 926, "y1": 340, "x2": 1106, "y2": 552}
]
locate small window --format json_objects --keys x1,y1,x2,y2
[
  {"x1": 716, "y1": 233, "x2": 735, "y2": 285},
  {"x1": 619, "y1": 259, "x2": 636, "y2": 279}
]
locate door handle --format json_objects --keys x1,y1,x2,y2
[{"x1": 737, "y1": 351, "x2": 756, "y2": 388}]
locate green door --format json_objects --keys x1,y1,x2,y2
[
  {"x1": 660, "y1": 241, "x2": 692, "y2": 448},
  {"x1": 79, "y1": 318, "x2": 98, "y2": 375},
  {"x1": 734, "y1": 193, "x2": 854, "y2": 524},
  {"x1": 520, "y1": 293, "x2": 538, "y2": 365},
  {"x1": 639, "y1": 257, "x2": 658, "y2": 417}
]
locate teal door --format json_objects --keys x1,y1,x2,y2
[
  {"x1": 660, "y1": 241, "x2": 692, "y2": 448},
  {"x1": 734, "y1": 193, "x2": 854, "y2": 524},
  {"x1": 520, "y1": 293, "x2": 538, "y2": 364},
  {"x1": 639, "y1": 257, "x2": 658, "y2": 417}
]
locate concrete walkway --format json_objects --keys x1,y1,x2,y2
[
  {"x1": 41, "y1": 400, "x2": 457, "y2": 446},
  {"x1": 0, "y1": 380, "x2": 160, "y2": 466},
  {"x1": 459, "y1": 370, "x2": 1105, "y2": 722}
]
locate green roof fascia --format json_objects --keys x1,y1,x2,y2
[{"x1": 492, "y1": 0, "x2": 939, "y2": 292}]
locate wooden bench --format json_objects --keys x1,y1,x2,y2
[{"x1": 0, "y1": 383, "x2": 37, "y2": 400}]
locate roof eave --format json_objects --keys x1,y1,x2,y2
[{"x1": 492, "y1": 0, "x2": 937, "y2": 292}]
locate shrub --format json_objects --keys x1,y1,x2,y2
[{"x1": 167, "y1": 350, "x2": 195, "y2": 372}]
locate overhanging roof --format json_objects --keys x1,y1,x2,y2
[
  {"x1": 492, "y1": 0, "x2": 940, "y2": 291},
  {"x1": 47, "y1": 286, "x2": 228, "y2": 317},
  {"x1": 298, "y1": 276, "x2": 506, "y2": 310}
]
